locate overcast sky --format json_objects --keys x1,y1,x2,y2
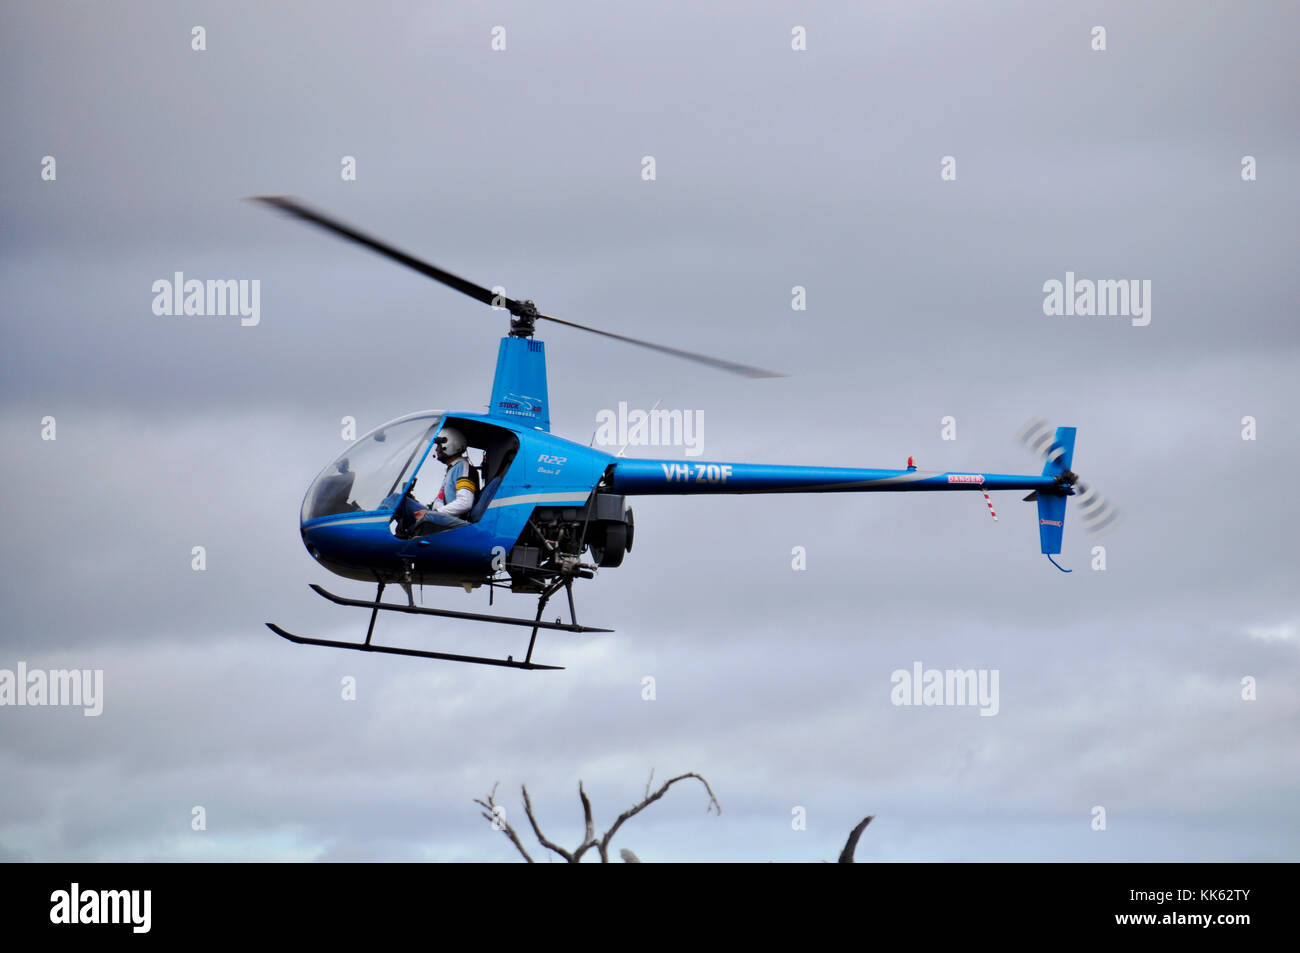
[{"x1": 2, "y1": 1, "x2": 1297, "y2": 862}]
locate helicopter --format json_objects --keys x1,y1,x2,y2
[{"x1": 256, "y1": 197, "x2": 1118, "y2": 671}]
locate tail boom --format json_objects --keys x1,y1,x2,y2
[
  {"x1": 605, "y1": 424, "x2": 1091, "y2": 567},
  {"x1": 606, "y1": 460, "x2": 1060, "y2": 496}
]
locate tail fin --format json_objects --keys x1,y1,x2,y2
[
  {"x1": 1036, "y1": 427, "x2": 1075, "y2": 555},
  {"x1": 1037, "y1": 426, "x2": 1076, "y2": 481},
  {"x1": 1037, "y1": 493, "x2": 1067, "y2": 555}
]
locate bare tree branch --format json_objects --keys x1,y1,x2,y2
[
  {"x1": 570, "y1": 781, "x2": 600, "y2": 862},
  {"x1": 522, "y1": 784, "x2": 575, "y2": 863},
  {"x1": 837, "y1": 815, "x2": 874, "y2": 863},
  {"x1": 597, "y1": 772, "x2": 720, "y2": 862},
  {"x1": 477, "y1": 772, "x2": 723, "y2": 863},
  {"x1": 473, "y1": 782, "x2": 534, "y2": 863}
]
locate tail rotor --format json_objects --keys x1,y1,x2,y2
[
  {"x1": 1014, "y1": 418, "x2": 1120, "y2": 571},
  {"x1": 1016, "y1": 417, "x2": 1119, "y2": 538}
]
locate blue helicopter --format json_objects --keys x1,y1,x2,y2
[{"x1": 257, "y1": 198, "x2": 1117, "y2": 670}]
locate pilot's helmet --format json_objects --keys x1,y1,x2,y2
[{"x1": 434, "y1": 426, "x2": 467, "y2": 458}]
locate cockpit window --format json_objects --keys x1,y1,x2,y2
[{"x1": 301, "y1": 414, "x2": 442, "y2": 522}]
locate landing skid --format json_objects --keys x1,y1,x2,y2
[
  {"x1": 308, "y1": 585, "x2": 611, "y2": 633},
  {"x1": 266, "y1": 624, "x2": 564, "y2": 670},
  {"x1": 266, "y1": 578, "x2": 611, "y2": 671}
]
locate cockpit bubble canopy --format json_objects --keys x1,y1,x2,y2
[{"x1": 301, "y1": 412, "x2": 444, "y2": 523}]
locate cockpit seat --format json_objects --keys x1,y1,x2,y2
[{"x1": 466, "y1": 475, "x2": 502, "y2": 523}]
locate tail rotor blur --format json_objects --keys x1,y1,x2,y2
[
  {"x1": 1073, "y1": 477, "x2": 1120, "y2": 536},
  {"x1": 1016, "y1": 417, "x2": 1120, "y2": 540}
]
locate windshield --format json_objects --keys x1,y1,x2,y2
[{"x1": 301, "y1": 413, "x2": 443, "y2": 522}]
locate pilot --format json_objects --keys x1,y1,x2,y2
[{"x1": 412, "y1": 427, "x2": 478, "y2": 528}]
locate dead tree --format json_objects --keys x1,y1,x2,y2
[
  {"x1": 476, "y1": 772, "x2": 873, "y2": 862},
  {"x1": 475, "y1": 770, "x2": 719, "y2": 863}
]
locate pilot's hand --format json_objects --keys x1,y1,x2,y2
[{"x1": 414, "y1": 509, "x2": 428, "y2": 519}]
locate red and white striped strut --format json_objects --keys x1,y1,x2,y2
[{"x1": 980, "y1": 486, "x2": 998, "y2": 522}]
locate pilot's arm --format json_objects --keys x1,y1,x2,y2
[{"x1": 436, "y1": 484, "x2": 475, "y2": 518}]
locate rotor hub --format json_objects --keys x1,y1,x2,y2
[
  {"x1": 1054, "y1": 468, "x2": 1078, "y2": 487},
  {"x1": 509, "y1": 300, "x2": 539, "y2": 338}
]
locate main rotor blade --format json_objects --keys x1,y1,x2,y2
[
  {"x1": 250, "y1": 195, "x2": 517, "y2": 311},
  {"x1": 537, "y1": 311, "x2": 783, "y2": 378},
  {"x1": 251, "y1": 195, "x2": 784, "y2": 377}
]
